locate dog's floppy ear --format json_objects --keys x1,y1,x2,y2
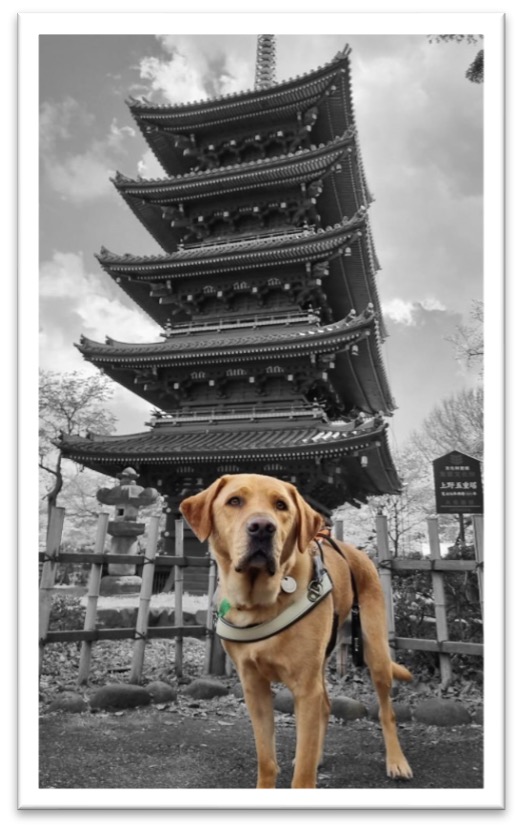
[
  {"x1": 286, "y1": 483, "x2": 324, "y2": 552},
  {"x1": 180, "y1": 477, "x2": 228, "y2": 542}
]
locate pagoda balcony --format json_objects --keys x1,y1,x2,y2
[
  {"x1": 161, "y1": 309, "x2": 320, "y2": 337},
  {"x1": 148, "y1": 403, "x2": 327, "y2": 426}
]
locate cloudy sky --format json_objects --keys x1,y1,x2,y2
[{"x1": 38, "y1": 32, "x2": 483, "y2": 449}]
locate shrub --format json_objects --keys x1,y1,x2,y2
[{"x1": 49, "y1": 595, "x2": 85, "y2": 632}]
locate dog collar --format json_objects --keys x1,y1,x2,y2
[{"x1": 215, "y1": 570, "x2": 333, "y2": 643}]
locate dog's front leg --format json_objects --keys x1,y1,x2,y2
[
  {"x1": 291, "y1": 681, "x2": 330, "y2": 788},
  {"x1": 238, "y1": 663, "x2": 279, "y2": 788}
]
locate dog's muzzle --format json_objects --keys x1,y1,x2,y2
[{"x1": 235, "y1": 515, "x2": 277, "y2": 575}]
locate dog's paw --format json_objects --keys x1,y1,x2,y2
[{"x1": 386, "y1": 758, "x2": 413, "y2": 780}]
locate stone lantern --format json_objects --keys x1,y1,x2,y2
[{"x1": 97, "y1": 467, "x2": 159, "y2": 593}]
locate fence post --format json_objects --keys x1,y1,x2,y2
[
  {"x1": 375, "y1": 511, "x2": 396, "y2": 658},
  {"x1": 427, "y1": 516, "x2": 453, "y2": 690},
  {"x1": 39, "y1": 506, "x2": 65, "y2": 675},
  {"x1": 174, "y1": 517, "x2": 185, "y2": 677},
  {"x1": 333, "y1": 518, "x2": 344, "y2": 540},
  {"x1": 130, "y1": 515, "x2": 162, "y2": 684},
  {"x1": 78, "y1": 512, "x2": 109, "y2": 685},
  {"x1": 472, "y1": 514, "x2": 484, "y2": 618},
  {"x1": 203, "y1": 557, "x2": 228, "y2": 675}
]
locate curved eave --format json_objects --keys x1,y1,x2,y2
[
  {"x1": 128, "y1": 51, "x2": 353, "y2": 175},
  {"x1": 58, "y1": 418, "x2": 401, "y2": 493},
  {"x1": 97, "y1": 223, "x2": 358, "y2": 276},
  {"x1": 77, "y1": 312, "x2": 375, "y2": 366},
  {"x1": 335, "y1": 321, "x2": 396, "y2": 415},
  {"x1": 113, "y1": 133, "x2": 353, "y2": 199}
]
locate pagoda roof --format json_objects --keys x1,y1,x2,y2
[
  {"x1": 113, "y1": 132, "x2": 353, "y2": 201},
  {"x1": 112, "y1": 132, "x2": 356, "y2": 251},
  {"x1": 97, "y1": 220, "x2": 359, "y2": 275},
  {"x1": 78, "y1": 310, "x2": 372, "y2": 365},
  {"x1": 58, "y1": 413, "x2": 402, "y2": 505},
  {"x1": 78, "y1": 308, "x2": 394, "y2": 416},
  {"x1": 97, "y1": 219, "x2": 385, "y2": 338},
  {"x1": 127, "y1": 48, "x2": 357, "y2": 176}
]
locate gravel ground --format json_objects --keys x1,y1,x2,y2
[{"x1": 39, "y1": 591, "x2": 484, "y2": 794}]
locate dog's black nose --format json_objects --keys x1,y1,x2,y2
[{"x1": 247, "y1": 517, "x2": 276, "y2": 539}]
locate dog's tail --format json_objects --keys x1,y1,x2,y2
[{"x1": 392, "y1": 662, "x2": 413, "y2": 682}]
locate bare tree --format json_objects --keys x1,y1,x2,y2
[
  {"x1": 446, "y1": 299, "x2": 483, "y2": 377},
  {"x1": 39, "y1": 370, "x2": 117, "y2": 522},
  {"x1": 410, "y1": 387, "x2": 483, "y2": 464}
]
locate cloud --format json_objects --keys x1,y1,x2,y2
[
  {"x1": 382, "y1": 298, "x2": 416, "y2": 326},
  {"x1": 40, "y1": 251, "x2": 160, "y2": 369},
  {"x1": 40, "y1": 100, "x2": 136, "y2": 204},
  {"x1": 136, "y1": 35, "x2": 252, "y2": 105},
  {"x1": 137, "y1": 148, "x2": 165, "y2": 180},
  {"x1": 383, "y1": 297, "x2": 447, "y2": 326}
]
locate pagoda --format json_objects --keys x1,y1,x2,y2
[{"x1": 59, "y1": 36, "x2": 402, "y2": 545}]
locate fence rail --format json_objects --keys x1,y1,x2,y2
[
  {"x1": 362, "y1": 513, "x2": 484, "y2": 688},
  {"x1": 39, "y1": 508, "x2": 221, "y2": 685},
  {"x1": 39, "y1": 506, "x2": 484, "y2": 688}
]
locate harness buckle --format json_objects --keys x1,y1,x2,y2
[{"x1": 307, "y1": 580, "x2": 322, "y2": 602}]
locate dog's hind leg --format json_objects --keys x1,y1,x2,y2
[
  {"x1": 365, "y1": 647, "x2": 413, "y2": 779},
  {"x1": 238, "y1": 664, "x2": 279, "y2": 788}
]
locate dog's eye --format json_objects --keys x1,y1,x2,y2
[
  {"x1": 275, "y1": 500, "x2": 288, "y2": 511},
  {"x1": 227, "y1": 496, "x2": 242, "y2": 507}
]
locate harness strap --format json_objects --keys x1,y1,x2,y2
[
  {"x1": 316, "y1": 533, "x2": 365, "y2": 667},
  {"x1": 215, "y1": 571, "x2": 333, "y2": 643}
]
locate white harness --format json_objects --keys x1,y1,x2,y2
[{"x1": 214, "y1": 559, "x2": 333, "y2": 643}]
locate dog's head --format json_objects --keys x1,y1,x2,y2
[{"x1": 180, "y1": 474, "x2": 323, "y2": 606}]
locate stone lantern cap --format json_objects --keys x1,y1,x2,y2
[{"x1": 97, "y1": 467, "x2": 159, "y2": 524}]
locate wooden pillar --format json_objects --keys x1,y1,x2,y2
[
  {"x1": 39, "y1": 507, "x2": 65, "y2": 675},
  {"x1": 130, "y1": 515, "x2": 161, "y2": 684},
  {"x1": 375, "y1": 511, "x2": 396, "y2": 659},
  {"x1": 174, "y1": 517, "x2": 185, "y2": 677},
  {"x1": 78, "y1": 512, "x2": 109, "y2": 684},
  {"x1": 427, "y1": 516, "x2": 452, "y2": 689},
  {"x1": 472, "y1": 514, "x2": 484, "y2": 618}
]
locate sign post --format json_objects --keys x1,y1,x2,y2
[{"x1": 432, "y1": 450, "x2": 483, "y2": 544}]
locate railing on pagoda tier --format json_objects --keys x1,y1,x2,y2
[
  {"x1": 39, "y1": 471, "x2": 483, "y2": 688},
  {"x1": 161, "y1": 309, "x2": 321, "y2": 337},
  {"x1": 148, "y1": 403, "x2": 327, "y2": 427}
]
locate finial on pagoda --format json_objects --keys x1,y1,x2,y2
[{"x1": 254, "y1": 35, "x2": 276, "y2": 91}]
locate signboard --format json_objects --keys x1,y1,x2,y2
[{"x1": 432, "y1": 450, "x2": 483, "y2": 515}]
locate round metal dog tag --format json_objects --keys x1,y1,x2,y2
[{"x1": 280, "y1": 576, "x2": 297, "y2": 593}]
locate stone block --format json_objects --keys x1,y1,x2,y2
[
  {"x1": 89, "y1": 683, "x2": 151, "y2": 711},
  {"x1": 330, "y1": 696, "x2": 368, "y2": 721},
  {"x1": 413, "y1": 698, "x2": 472, "y2": 726},
  {"x1": 145, "y1": 681, "x2": 177, "y2": 704},
  {"x1": 183, "y1": 678, "x2": 230, "y2": 700},
  {"x1": 48, "y1": 692, "x2": 88, "y2": 713},
  {"x1": 274, "y1": 688, "x2": 295, "y2": 715}
]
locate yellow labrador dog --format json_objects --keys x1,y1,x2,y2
[{"x1": 181, "y1": 473, "x2": 412, "y2": 789}]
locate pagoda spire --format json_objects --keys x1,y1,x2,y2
[{"x1": 254, "y1": 35, "x2": 276, "y2": 90}]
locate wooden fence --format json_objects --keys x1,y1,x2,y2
[
  {"x1": 366, "y1": 512, "x2": 484, "y2": 688},
  {"x1": 39, "y1": 507, "x2": 483, "y2": 688},
  {"x1": 39, "y1": 507, "x2": 220, "y2": 684}
]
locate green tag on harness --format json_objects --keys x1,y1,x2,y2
[{"x1": 218, "y1": 599, "x2": 232, "y2": 618}]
